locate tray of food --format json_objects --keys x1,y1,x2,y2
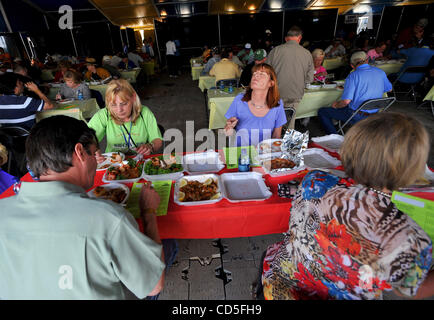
[
  {"x1": 102, "y1": 158, "x2": 145, "y2": 184},
  {"x1": 97, "y1": 152, "x2": 125, "y2": 171},
  {"x1": 256, "y1": 139, "x2": 283, "y2": 159},
  {"x1": 182, "y1": 150, "x2": 225, "y2": 174},
  {"x1": 174, "y1": 174, "x2": 222, "y2": 206},
  {"x1": 87, "y1": 183, "x2": 130, "y2": 206},
  {"x1": 303, "y1": 148, "x2": 341, "y2": 169},
  {"x1": 260, "y1": 156, "x2": 306, "y2": 177},
  {"x1": 143, "y1": 154, "x2": 184, "y2": 181},
  {"x1": 311, "y1": 134, "x2": 344, "y2": 153},
  {"x1": 322, "y1": 80, "x2": 337, "y2": 89},
  {"x1": 219, "y1": 172, "x2": 272, "y2": 203},
  {"x1": 306, "y1": 82, "x2": 322, "y2": 90}
]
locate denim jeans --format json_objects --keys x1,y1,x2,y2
[
  {"x1": 317, "y1": 106, "x2": 367, "y2": 134},
  {"x1": 145, "y1": 239, "x2": 179, "y2": 300}
]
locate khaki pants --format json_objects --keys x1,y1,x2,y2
[{"x1": 282, "y1": 99, "x2": 300, "y2": 130}]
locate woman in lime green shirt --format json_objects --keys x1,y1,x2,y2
[{"x1": 88, "y1": 79, "x2": 163, "y2": 160}]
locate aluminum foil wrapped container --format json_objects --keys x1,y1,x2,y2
[{"x1": 267, "y1": 129, "x2": 309, "y2": 174}]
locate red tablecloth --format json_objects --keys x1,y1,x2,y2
[{"x1": 0, "y1": 159, "x2": 307, "y2": 239}]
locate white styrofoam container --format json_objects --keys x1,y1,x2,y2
[
  {"x1": 260, "y1": 156, "x2": 306, "y2": 177},
  {"x1": 256, "y1": 139, "x2": 284, "y2": 159},
  {"x1": 322, "y1": 83, "x2": 337, "y2": 89},
  {"x1": 219, "y1": 172, "x2": 272, "y2": 203},
  {"x1": 182, "y1": 150, "x2": 225, "y2": 174},
  {"x1": 303, "y1": 148, "x2": 341, "y2": 169},
  {"x1": 173, "y1": 174, "x2": 223, "y2": 206},
  {"x1": 97, "y1": 152, "x2": 125, "y2": 171},
  {"x1": 142, "y1": 158, "x2": 185, "y2": 181},
  {"x1": 311, "y1": 134, "x2": 345, "y2": 153},
  {"x1": 102, "y1": 161, "x2": 145, "y2": 184},
  {"x1": 87, "y1": 183, "x2": 130, "y2": 206}
]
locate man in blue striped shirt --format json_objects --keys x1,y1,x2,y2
[{"x1": 0, "y1": 73, "x2": 54, "y2": 130}]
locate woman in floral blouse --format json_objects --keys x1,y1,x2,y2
[{"x1": 260, "y1": 112, "x2": 433, "y2": 300}]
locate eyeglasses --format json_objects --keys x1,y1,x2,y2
[{"x1": 252, "y1": 71, "x2": 269, "y2": 78}]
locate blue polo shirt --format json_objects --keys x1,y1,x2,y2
[
  {"x1": 398, "y1": 47, "x2": 434, "y2": 84},
  {"x1": 342, "y1": 64, "x2": 392, "y2": 113}
]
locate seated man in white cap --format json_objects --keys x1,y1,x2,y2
[
  {"x1": 237, "y1": 43, "x2": 254, "y2": 66},
  {"x1": 239, "y1": 49, "x2": 267, "y2": 87},
  {"x1": 317, "y1": 51, "x2": 392, "y2": 134}
]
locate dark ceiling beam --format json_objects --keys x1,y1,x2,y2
[{"x1": 154, "y1": 0, "x2": 208, "y2": 5}]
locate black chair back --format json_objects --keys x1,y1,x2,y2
[
  {"x1": 90, "y1": 89, "x2": 105, "y2": 109},
  {"x1": 358, "y1": 97, "x2": 396, "y2": 111}
]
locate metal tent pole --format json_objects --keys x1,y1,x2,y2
[
  {"x1": 333, "y1": 8, "x2": 339, "y2": 38},
  {"x1": 19, "y1": 32, "x2": 30, "y2": 59},
  {"x1": 396, "y1": 6, "x2": 405, "y2": 33},
  {"x1": 0, "y1": 0, "x2": 12, "y2": 32},
  {"x1": 281, "y1": 11, "x2": 285, "y2": 43},
  {"x1": 375, "y1": 6, "x2": 385, "y2": 45},
  {"x1": 217, "y1": 14, "x2": 221, "y2": 48},
  {"x1": 119, "y1": 28, "x2": 124, "y2": 49},
  {"x1": 153, "y1": 18, "x2": 162, "y2": 64},
  {"x1": 107, "y1": 23, "x2": 114, "y2": 53},
  {"x1": 70, "y1": 29, "x2": 78, "y2": 57}
]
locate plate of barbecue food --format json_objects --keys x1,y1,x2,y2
[
  {"x1": 174, "y1": 174, "x2": 222, "y2": 206},
  {"x1": 261, "y1": 156, "x2": 305, "y2": 177},
  {"x1": 143, "y1": 154, "x2": 185, "y2": 181},
  {"x1": 102, "y1": 158, "x2": 144, "y2": 183},
  {"x1": 87, "y1": 183, "x2": 130, "y2": 206},
  {"x1": 97, "y1": 152, "x2": 125, "y2": 171}
]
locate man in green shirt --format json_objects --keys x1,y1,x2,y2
[{"x1": 0, "y1": 116, "x2": 165, "y2": 299}]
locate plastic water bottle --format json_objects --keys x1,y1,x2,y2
[
  {"x1": 238, "y1": 148, "x2": 250, "y2": 172},
  {"x1": 77, "y1": 89, "x2": 83, "y2": 100},
  {"x1": 228, "y1": 83, "x2": 234, "y2": 93},
  {"x1": 219, "y1": 82, "x2": 225, "y2": 90}
]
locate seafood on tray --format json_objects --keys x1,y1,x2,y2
[
  {"x1": 177, "y1": 178, "x2": 220, "y2": 202},
  {"x1": 144, "y1": 154, "x2": 183, "y2": 175},
  {"x1": 92, "y1": 186, "x2": 127, "y2": 204},
  {"x1": 105, "y1": 159, "x2": 143, "y2": 180},
  {"x1": 262, "y1": 158, "x2": 296, "y2": 171}
]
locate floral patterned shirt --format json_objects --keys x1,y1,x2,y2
[{"x1": 262, "y1": 170, "x2": 432, "y2": 300}]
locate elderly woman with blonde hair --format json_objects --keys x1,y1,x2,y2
[
  {"x1": 88, "y1": 79, "x2": 163, "y2": 158},
  {"x1": 258, "y1": 112, "x2": 434, "y2": 300},
  {"x1": 312, "y1": 48, "x2": 327, "y2": 82}
]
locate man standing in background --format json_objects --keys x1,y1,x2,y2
[{"x1": 266, "y1": 26, "x2": 314, "y2": 130}]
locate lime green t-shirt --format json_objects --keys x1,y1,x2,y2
[{"x1": 88, "y1": 106, "x2": 162, "y2": 153}]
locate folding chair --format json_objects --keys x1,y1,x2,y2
[
  {"x1": 337, "y1": 97, "x2": 396, "y2": 135},
  {"x1": 0, "y1": 126, "x2": 30, "y2": 176},
  {"x1": 392, "y1": 66, "x2": 426, "y2": 102}
]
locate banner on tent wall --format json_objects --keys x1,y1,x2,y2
[{"x1": 345, "y1": 15, "x2": 358, "y2": 24}]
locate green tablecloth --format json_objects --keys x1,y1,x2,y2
[
  {"x1": 207, "y1": 87, "x2": 344, "y2": 129},
  {"x1": 424, "y1": 85, "x2": 434, "y2": 101},
  {"x1": 208, "y1": 88, "x2": 244, "y2": 130},
  {"x1": 192, "y1": 66, "x2": 204, "y2": 81},
  {"x1": 47, "y1": 83, "x2": 109, "y2": 100},
  {"x1": 190, "y1": 56, "x2": 203, "y2": 67},
  {"x1": 296, "y1": 88, "x2": 343, "y2": 119},
  {"x1": 375, "y1": 62, "x2": 403, "y2": 75},
  {"x1": 120, "y1": 68, "x2": 141, "y2": 83},
  {"x1": 41, "y1": 69, "x2": 55, "y2": 81},
  {"x1": 140, "y1": 61, "x2": 155, "y2": 76},
  {"x1": 37, "y1": 98, "x2": 100, "y2": 122},
  {"x1": 323, "y1": 57, "x2": 346, "y2": 71},
  {"x1": 199, "y1": 75, "x2": 216, "y2": 92}
]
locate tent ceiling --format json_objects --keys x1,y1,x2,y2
[{"x1": 21, "y1": 0, "x2": 434, "y2": 29}]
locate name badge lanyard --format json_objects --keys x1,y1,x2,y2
[{"x1": 120, "y1": 122, "x2": 138, "y2": 149}]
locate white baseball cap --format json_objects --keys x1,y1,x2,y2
[
  {"x1": 265, "y1": 29, "x2": 271, "y2": 34},
  {"x1": 245, "y1": 43, "x2": 252, "y2": 49}
]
